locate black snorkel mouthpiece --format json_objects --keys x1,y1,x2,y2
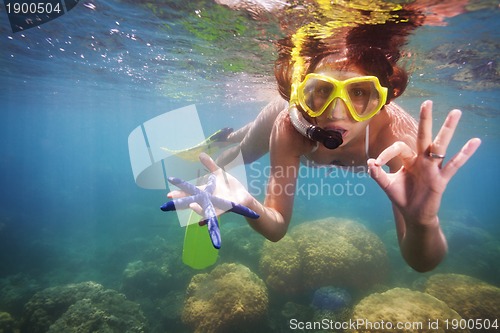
[
  {"x1": 288, "y1": 104, "x2": 343, "y2": 150},
  {"x1": 307, "y1": 126, "x2": 343, "y2": 150}
]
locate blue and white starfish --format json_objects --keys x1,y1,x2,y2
[{"x1": 160, "y1": 174, "x2": 259, "y2": 249}]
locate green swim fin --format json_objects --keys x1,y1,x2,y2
[{"x1": 182, "y1": 211, "x2": 219, "y2": 269}]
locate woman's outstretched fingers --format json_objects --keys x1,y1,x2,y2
[
  {"x1": 367, "y1": 158, "x2": 390, "y2": 190},
  {"x1": 199, "y1": 152, "x2": 220, "y2": 173},
  {"x1": 375, "y1": 141, "x2": 415, "y2": 167},
  {"x1": 188, "y1": 202, "x2": 203, "y2": 216},
  {"x1": 417, "y1": 100, "x2": 434, "y2": 154},
  {"x1": 431, "y1": 109, "x2": 462, "y2": 157},
  {"x1": 441, "y1": 138, "x2": 481, "y2": 179},
  {"x1": 167, "y1": 190, "x2": 186, "y2": 199}
]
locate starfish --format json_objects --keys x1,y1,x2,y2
[{"x1": 160, "y1": 174, "x2": 259, "y2": 249}]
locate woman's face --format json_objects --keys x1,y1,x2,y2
[{"x1": 308, "y1": 61, "x2": 375, "y2": 146}]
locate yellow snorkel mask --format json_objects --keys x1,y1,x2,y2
[{"x1": 296, "y1": 73, "x2": 388, "y2": 122}]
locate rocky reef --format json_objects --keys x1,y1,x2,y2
[
  {"x1": 260, "y1": 218, "x2": 389, "y2": 294},
  {"x1": 311, "y1": 286, "x2": 352, "y2": 312},
  {"x1": 21, "y1": 281, "x2": 146, "y2": 333},
  {"x1": 0, "y1": 312, "x2": 15, "y2": 333},
  {"x1": 120, "y1": 235, "x2": 191, "y2": 300},
  {"x1": 219, "y1": 224, "x2": 265, "y2": 270},
  {"x1": 121, "y1": 259, "x2": 172, "y2": 300},
  {"x1": 349, "y1": 288, "x2": 467, "y2": 333},
  {"x1": 425, "y1": 273, "x2": 500, "y2": 326},
  {"x1": 0, "y1": 273, "x2": 41, "y2": 317},
  {"x1": 182, "y1": 263, "x2": 268, "y2": 333},
  {"x1": 119, "y1": 235, "x2": 192, "y2": 332}
]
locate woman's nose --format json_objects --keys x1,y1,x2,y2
[{"x1": 326, "y1": 98, "x2": 348, "y2": 120}]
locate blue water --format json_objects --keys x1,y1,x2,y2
[{"x1": 1, "y1": 1, "x2": 499, "y2": 332}]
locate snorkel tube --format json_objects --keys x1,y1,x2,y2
[{"x1": 289, "y1": 103, "x2": 343, "y2": 149}]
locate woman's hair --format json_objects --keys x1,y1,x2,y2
[{"x1": 275, "y1": 10, "x2": 423, "y2": 102}]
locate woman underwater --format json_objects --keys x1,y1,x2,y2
[{"x1": 169, "y1": 4, "x2": 481, "y2": 272}]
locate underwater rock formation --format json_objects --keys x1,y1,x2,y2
[
  {"x1": 260, "y1": 218, "x2": 388, "y2": 293},
  {"x1": 259, "y1": 233, "x2": 302, "y2": 293},
  {"x1": 0, "y1": 312, "x2": 15, "y2": 333},
  {"x1": 0, "y1": 273, "x2": 41, "y2": 316},
  {"x1": 21, "y1": 281, "x2": 146, "y2": 333},
  {"x1": 280, "y1": 301, "x2": 313, "y2": 323},
  {"x1": 425, "y1": 274, "x2": 500, "y2": 325},
  {"x1": 439, "y1": 219, "x2": 500, "y2": 283},
  {"x1": 121, "y1": 259, "x2": 172, "y2": 299},
  {"x1": 182, "y1": 263, "x2": 268, "y2": 333},
  {"x1": 310, "y1": 286, "x2": 353, "y2": 332},
  {"x1": 119, "y1": 235, "x2": 193, "y2": 333},
  {"x1": 348, "y1": 288, "x2": 467, "y2": 333},
  {"x1": 311, "y1": 286, "x2": 352, "y2": 312},
  {"x1": 220, "y1": 224, "x2": 265, "y2": 270}
]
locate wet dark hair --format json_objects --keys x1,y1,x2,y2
[{"x1": 275, "y1": 12, "x2": 423, "y2": 102}]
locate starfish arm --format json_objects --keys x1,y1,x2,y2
[
  {"x1": 198, "y1": 191, "x2": 221, "y2": 249},
  {"x1": 209, "y1": 195, "x2": 233, "y2": 211},
  {"x1": 160, "y1": 195, "x2": 197, "y2": 211},
  {"x1": 206, "y1": 216, "x2": 221, "y2": 249},
  {"x1": 161, "y1": 175, "x2": 258, "y2": 250},
  {"x1": 205, "y1": 174, "x2": 216, "y2": 194},
  {"x1": 210, "y1": 195, "x2": 260, "y2": 219},
  {"x1": 167, "y1": 177, "x2": 201, "y2": 195},
  {"x1": 228, "y1": 202, "x2": 260, "y2": 219}
]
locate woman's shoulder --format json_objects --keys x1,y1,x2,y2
[
  {"x1": 368, "y1": 102, "x2": 417, "y2": 161},
  {"x1": 368, "y1": 102, "x2": 418, "y2": 171},
  {"x1": 385, "y1": 102, "x2": 418, "y2": 126},
  {"x1": 380, "y1": 102, "x2": 418, "y2": 148}
]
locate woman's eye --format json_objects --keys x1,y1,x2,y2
[
  {"x1": 315, "y1": 85, "x2": 332, "y2": 97},
  {"x1": 351, "y1": 88, "x2": 366, "y2": 97}
]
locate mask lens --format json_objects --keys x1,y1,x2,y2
[
  {"x1": 298, "y1": 75, "x2": 386, "y2": 120},
  {"x1": 346, "y1": 80, "x2": 382, "y2": 117},
  {"x1": 302, "y1": 78, "x2": 336, "y2": 115}
]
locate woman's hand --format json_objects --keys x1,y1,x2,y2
[
  {"x1": 368, "y1": 100, "x2": 480, "y2": 271},
  {"x1": 368, "y1": 100, "x2": 481, "y2": 224},
  {"x1": 167, "y1": 153, "x2": 254, "y2": 217}
]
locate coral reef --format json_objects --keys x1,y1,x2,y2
[
  {"x1": 425, "y1": 274, "x2": 500, "y2": 324},
  {"x1": 182, "y1": 263, "x2": 268, "y2": 333},
  {"x1": 260, "y1": 234, "x2": 302, "y2": 293},
  {"x1": 119, "y1": 235, "x2": 192, "y2": 333},
  {"x1": 0, "y1": 312, "x2": 15, "y2": 333},
  {"x1": 280, "y1": 301, "x2": 313, "y2": 323},
  {"x1": 310, "y1": 286, "x2": 353, "y2": 333},
  {"x1": 311, "y1": 286, "x2": 352, "y2": 312},
  {"x1": 439, "y1": 219, "x2": 500, "y2": 284},
  {"x1": 220, "y1": 224, "x2": 265, "y2": 270},
  {"x1": 348, "y1": 288, "x2": 467, "y2": 333},
  {"x1": 21, "y1": 281, "x2": 146, "y2": 333},
  {"x1": 120, "y1": 235, "x2": 192, "y2": 299},
  {"x1": 0, "y1": 274, "x2": 41, "y2": 316},
  {"x1": 121, "y1": 259, "x2": 172, "y2": 299},
  {"x1": 260, "y1": 218, "x2": 388, "y2": 293}
]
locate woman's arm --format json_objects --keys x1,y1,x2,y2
[
  {"x1": 255, "y1": 111, "x2": 305, "y2": 241},
  {"x1": 216, "y1": 96, "x2": 287, "y2": 167},
  {"x1": 200, "y1": 110, "x2": 308, "y2": 242},
  {"x1": 368, "y1": 100, "x2": 481, "y2": 272},
  {"x1": 392, "y1": 203, "x2": 448, "y2": 272}
]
